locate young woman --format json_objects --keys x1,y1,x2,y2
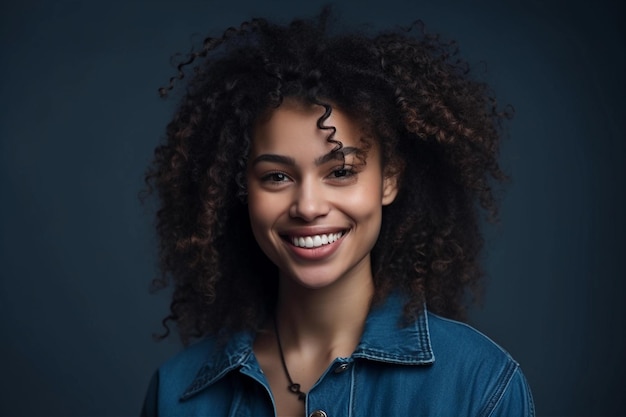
[{"x1": 142, "y1": 9, "x2": 534, "y2": 417}]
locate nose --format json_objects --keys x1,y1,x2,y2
[{"x1": 289, "y1": 178, "x2": 330, "y2": 221}]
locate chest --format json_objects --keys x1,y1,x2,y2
[{"x1": 173, "y1": 359, "x2": 486, "y2": 417}]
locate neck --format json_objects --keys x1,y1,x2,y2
[{"x1": 274, "y1": 270, "x2": 374, "y2": 358}]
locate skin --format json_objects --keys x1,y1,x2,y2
[{"x1": 248, "y1": 99, "x2": 398, "y2": 416}]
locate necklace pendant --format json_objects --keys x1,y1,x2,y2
[
  {"x1": 288, "y1": 383, "x2": 306, "y2": 401},
  {"x1": 275, "y1": 316, "x2": 307, "y2": 402}
]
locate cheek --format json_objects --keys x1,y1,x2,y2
[
  {"x1": 247, "y1": 196, "x2": 286, "y2": 267},
  {"x1": 343, "y1": 179, "x2": 384, "y2": 217},
  {"x1": 247, "y1": 189, "x2": 285, "y2": 247},
  {"x1": 337, "y1": 188, "x2": 384, "y2": 243},
  {"x1": 247, "y1": 196, "x2": 271, "y2": 233},
  {"x1": 247, "y1": 200, "x2": 273, "y2": 255}
]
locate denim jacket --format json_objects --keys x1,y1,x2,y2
[{"x1": 142, "y1": 296, "x2": 534, "y2": 416}]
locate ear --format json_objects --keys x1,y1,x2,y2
[{"x1": 381, "y1": 174, "x2": 399, "y2": 206}]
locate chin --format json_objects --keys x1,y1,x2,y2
[{"x1": 282, "y1": 268, "x2": 345, "y2": 290}]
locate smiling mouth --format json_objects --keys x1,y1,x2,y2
[{"x1": 287, "y1": 230, "x2": 347, "y2": 248}]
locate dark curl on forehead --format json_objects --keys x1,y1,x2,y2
[{"x1": 147, "y1": 7, "x2": 510, "y2": 344}]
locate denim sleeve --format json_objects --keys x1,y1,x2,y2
[
  {"x1": 140, "y1": 371, "x2": 159, "y2": 417},
  {"x1": 487, "y1": 367, "x2": 535, "y2": 417}
]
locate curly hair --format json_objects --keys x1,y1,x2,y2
[{"x1": 146, "y1": 9, "x2": 510, "y2": 345}]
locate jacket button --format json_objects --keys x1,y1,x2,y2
[
  {"x1": 334, "y1": 363, "x2": 350, "y2": 373},
  {"x1": 309, "y1": 410, "x2": 328, "y2": 417}
]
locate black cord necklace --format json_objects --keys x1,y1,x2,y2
[{"x1": 273, "y1": 316, "x2": 306, "y2": 401}]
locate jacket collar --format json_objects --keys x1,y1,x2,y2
[
  {"x1": 181, "y1": 294, "x2": 434, "y2": 400},
  {"x1": 353, "y1": 295, "x2": 434, "y2": 364}
]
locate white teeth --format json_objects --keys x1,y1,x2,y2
[{"x1": 291, "y1": 232, "x2": 344, "y2": 248}]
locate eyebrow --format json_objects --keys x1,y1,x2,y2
[{"x1": 251, "y1": 146, "x2": 360, "y2": 167}]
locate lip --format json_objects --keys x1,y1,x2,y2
[{"x1": 280, "y1": 227, "x2": 349, "y2": 261}]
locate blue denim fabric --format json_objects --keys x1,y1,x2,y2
[{"x1": 142, "y1": 295, "x2": 534, "y2": 416}]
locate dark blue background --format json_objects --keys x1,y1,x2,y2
[{"x1": 1, "y1": 1, "x2": 624, "y2": 416}]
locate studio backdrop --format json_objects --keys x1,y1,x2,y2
[{"x1": 0, "y1": 1, "x2": 624, "y2": 416}]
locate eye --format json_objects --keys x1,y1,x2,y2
[
  {"x1": 332, "y1": 164, "x2": 358, "y2": 177},
  {"x1": 261, "y1": 172, "x2": 290, "y2": 183},
  {"x1": 332, "y1": 168, "x2": 350, "y2": 178},
  {"x1": 327, "y1": 165, "x2": 357, "y2": 183}
]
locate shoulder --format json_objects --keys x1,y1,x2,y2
[
  {"x1": 142, "y1": 338, "x2": 219, "y2": 412},
  {"x1": 142, "y1": 335, "x2": 252, "y2": 416},
  {"x1": 426, "y1": 311, "x2": 519, "y2": 382},
  {"x1": 427, "y1": 312, "x2": 514, "y2": 361},
  {"x1": 159, "y1": 337, "x2": 219, "y2": 380},
  {"x1": 157, "y1": 333, "x2": 253, "y2": 395},
  {"x1": 425, "y1": 312, "x2": 535, "y2": 416}
]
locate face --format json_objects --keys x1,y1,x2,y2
[{"x1": 247, "y1": 100, "x2": 398, "y2": 290}]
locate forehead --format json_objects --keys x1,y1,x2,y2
[{"x1": 251, "y1": 100, "x2": 369, "y2": 157}]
